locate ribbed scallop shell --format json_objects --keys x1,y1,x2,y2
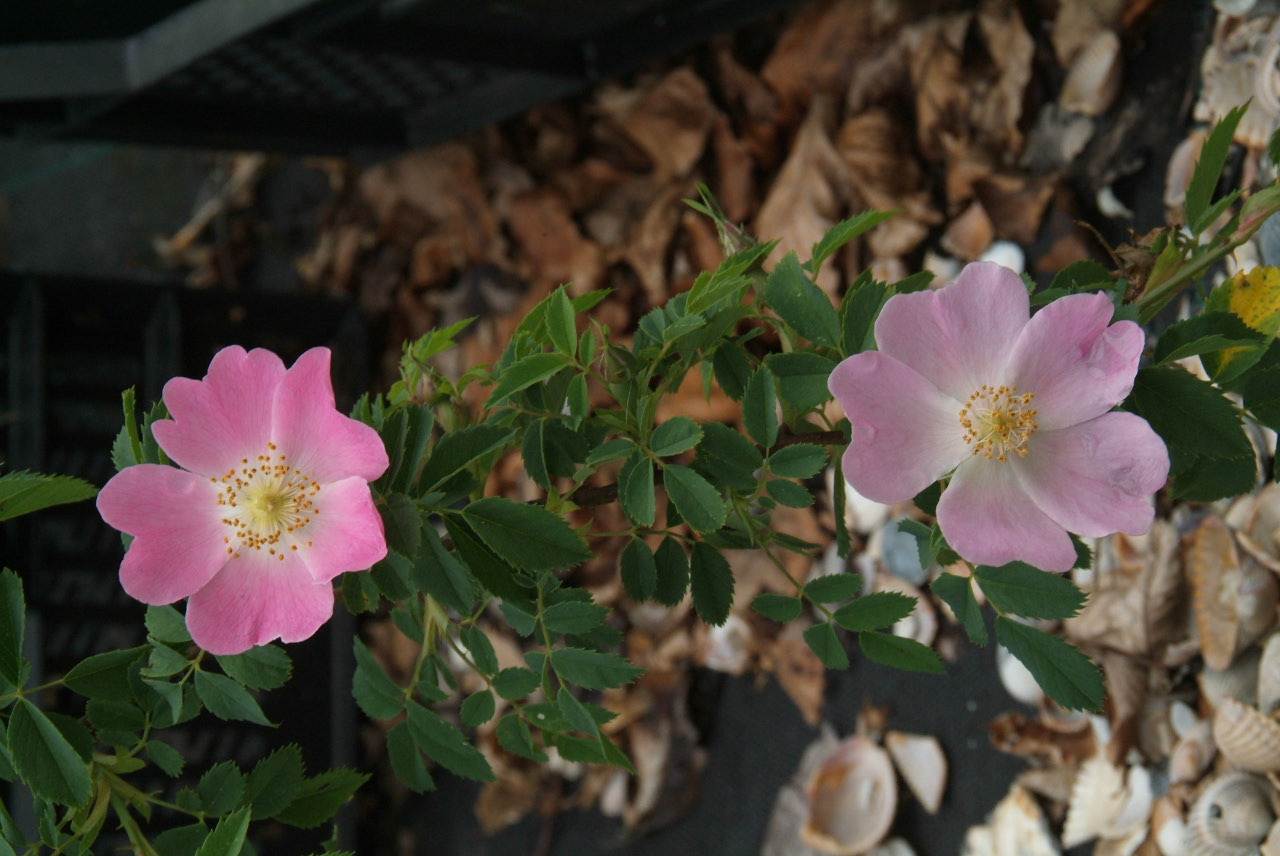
[
  {"x1": 802, "y1": 736, "x2": 897, "y2": 855},
  {"x1": 1214, "y1": 698, "x2": 1280, "y2": 773},
  {"x1": 1186, "y1": 771, "x2": 1276, "y2": 856},
  {"x1": 1260, "y1": 635, "x2": 1280, "y2": 715}
]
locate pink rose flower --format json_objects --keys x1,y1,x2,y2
[
  {"x1": 828, "y1": 262, "x2": 1169, "y2": 572},
  {"x1": 98, "y1": 346, "x2": 388, "y2": 654}
]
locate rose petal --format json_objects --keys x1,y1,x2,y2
[
  {"x1": 293, "y1": 477, "x2": 386, "y2": 583},
  {"x1": 96, "y1": 465, "x2": 229, "y2": 603},
  {"x1": 185, "y1": 551, "x2": 335, "y2": 654},
  {"x1": 1012, "y1": 413, "x2": 1169, "y2": 538},
  {"x1": 152, "y1": 346, "x2": 286, "y2": 477},
  {"x1": 937, "y1": 458, "x2": 1077, "y2": 572},
  {"x1": 873, "y1": 261, "x2": 1030, "y2": 400},
  {"x1": 270, "y1": 348, "x2": 388, "y2": 484},
  {"x1": 829, "y1": 351, "x2": 969, "y2": 503},
  {"x1": 1008, "y1": 292, "x2": 1144, "y2": 429}
]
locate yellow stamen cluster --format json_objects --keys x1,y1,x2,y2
[
  {"x1": 211, "y1": 441, "x2": 320, "y2": 561},
  {"x1": 958, "y1": 385, "x2": 1038, "y2": 462}
]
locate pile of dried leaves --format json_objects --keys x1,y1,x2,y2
[{"x1": 155, "y1": 0, "x2": 1280, "y2": 853}]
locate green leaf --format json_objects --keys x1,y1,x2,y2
[
  {"x1": 751, "y1": 593, "x2": 803, "y2": 623},
  {"x1": 216, "y1": 645, "x2": 291, "y2": 691},
  {"x1": 765, "y1": 479, "x2": 813, "y2": 508},
  {"x1": 497, "y1": 713, "x2": 547, "y2": 763},
  {"x1": 619, "y1": 452, "x2": 656, "y2": 527},
  {"x1": 417, "y1": 425, "x2": 515, "y2": 492},
  {"x1": 689, "y1": 543, "x2": 734, "y2": 626},
  {"x1": 1186, "y1": 104, "x2": 1247, "y2": 235},
  {"x1": 445, "y1": 517, "x2": 534, "y2": 607},
  {"x1": 1153, "y1": 311, "x2": 1265, "y2": 377},
  {"x1": 931, "y1": 573, "x2": 987, "y2": 646},
  {"x1": 417, "y1": 523, "x2": 478, "y2": 613},
  {"x1": 549, "y1": 648, "x2": 642, "y2": 690},
  {"x1": 557, "y1": 688, "x2": 599, "y2": 738},
  {"x1": 974, "y1": 562, "x2": 1087, "y2": 620},
  {"x1": 620, "y1": 538, "x2": 657, "y2": 602},
  {"x1": 522, "y1": 420, "x2": 551, "y2": 489},
  {"x1": 67, "y1": 647, "x2": 144, "y2": 701},
  {"x1": 0, "y1": 570, "x2": 24, "y2": 687},
  {"x1": 693, "y1": 422, "x2": 762, "y2": 493},
  {"x1": 7, "y1": 699, "x2": 91, "y2": 806},
  {"x1": 387, "y1": 721, "x2": 434, "y2": 793},
  {"x1": 405, "y1": 702, "x2": 495, "y2": 782},
  {"x1": 662, "y1": 465, "x2": 726, "y2": 534},
  {"x1": 1237, "y1": 341, "x2": 1280, "y2": 432},
  {"x1": 145, "y1": 604, "x2": 192, "y2": 644},
  {"x1": 392, "y1": 405, "x2": 435, "y2": 494},
  {"x1": 764, "y1": 353, "x2": 838, "y2": 411},
  {"x1": 858, "y1": 631, "x2": 944, "y2": 674},
  {"x1": 493, "y1": 668, "x2": 540, "y2": 701},
  {"x1": 651, "y1": 417, "x2": 702, "y2": 457},
  {"x1": 86, "y1": 699, "x2": 144, "y2": 733},
  {"x1": 804, "y1": 573, "x2": 862, "y2": 603},
  {"x1": 912, "y1": 482, "x2": 941, "y2": 517},
  {"x1": 1049, "y1": 260, "x2": 1113, "y2": 292},
  {"x1": 273, "y1": 768, "x2": 371, "y2": 829},
  {"x1": 547, "y1": 286, "x2": 577, "y2": 357},
  {"x1": 462, "y1": 497, "x2": 592, "y2": 572},
  {"x1": 743, "y1": 367, "x2": 779, "y2": 448},
  {"x1": 143, "y1": 643, "x2": 189, "y2": 678},
  {"x1": 764, "y1": 252, "x2": 841, "y2": 347},
  {"x1": 197, "y1": 760, "x2": 245, "y2": 814},
  {"x1": 712, "y1": 342, "x2": 753, "y2": 400},
  {"x1": 994, "y1": 617, "x2": 1105, "y2": 712},
  {"x1": 194, "y1": 671, "x2": 272, "y2": 726},
  {"x1": 119, "y1": 387, "x2": 143, "y2": 468},
  {"x1": 352, "y1": 637, "x2": 404, "y2": 720},
  {"x1": 832, "y1": 592, "x2": 916, "y2": 632},
  {"x1": 460, "y1": 690, "x2": 497, "y2": 727},
  {"x1": 840, "y1": 277, "x2": 891, "y2": 356},
  {"x1": 808, "y1": 210, "x2": 896, "y2": 274},
  {"x1": 803, "y1": 623, "x2": 848, "y2": 670},
  {"x1": 146, "y1": 740, "x2": 185, "y2": 777},
  {"x1": 486, "y1": 353, "x2": 568, "y2": 407},
  {"x1": 767, "y1": 444, "x2": 826, "y2": 479},
  {"x1": 653, "y1": 538, "x2": 690, "y2": 606},
  {"x1": 585, "y1": 438, "x2": 634, "y2": 467},
  {"x1": 194, "y1": 808, "x2": 250, "y2": 856},
  {"x1": 543, "y1": 601, "x2": 608, "y2": 635},
  {"x1": 379, "y1": 493, "x2": 422, "y2": 558},
  {"x1": 0, "y1": 472, "x2": 97, "y2": 522},
  {"x1": 244, "y1": 744, "x2": 304, "y2": 819},
  {"x1": 461, "y1": 625, "x2": 499, "y2": 676},
  {"x1": 1124, "y1": 365, "x2": 1255, "y2": 501}
]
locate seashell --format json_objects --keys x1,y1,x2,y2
[
  {"x1": 1262, "y1": 819, "x2": 1280, "y2": 856},
  {"x1": 1170, "y1": 719, "x2": 1219, "y2": 786},
  {"x1": 1214, "y1": 697, "x2": 1280, "y2": 772},
  {"x1": 876, "y1": 519, "x2": 929, "y2": 586},
  {"x1": 1063, "y1": 758, "x2": 1152, "y2": 847},
  {"x1": 979, "y1": 241, "x2": 1025, "y2": 274},
  {"x1": 1166, "y1": 130, "x2": 1208, "y2": 208},
  {"x1": 1153, "y1": 794, "x2": 1190, "y2": 856},
  {"x1": 1260, "y1": 635, "x2": 1280, "y2": 714},
  {"x1": 696, "y1": 613, "x2": 752, "y2": 675},
  {"x1": 961, "y1": 785, "x2": 1059, "y2": 856},
  {"x1": 997, "y1": 644, "x2": 1045, "y2": 708},
  {"x1": 1242, "y1": 482, "x2": 1280, "y2": 565},
  {"x1": 1214, "y1": 0, "x2": 1257, "y2": 15},
  {"x1": 885, "y1": 731, "x2": 946, "y2": 814},
  {"x1": 802, "y1": 736, "x2": 897, "y2": 855},
  {"x1": 1186, "y1": 771, "x2": 1277, "y2": 855},
  {"x1": 1198, "y1": 18, "x2": 1280, "y2": 149},
  {"x1": 940, "y1": 201, "x2": 995, "y2": 261},
  {"x1": 1059, "y1": 29, "x2": 1123, "y2": 117},
  {"x1": 1190, "y1": 516, "x2": 1279, "y2": 671},
  {"x1": 1201, "y1": 647, "x2": 1263, "y2": 711},
  {"x1": 868, "y1": 838, "x2": 915, "y2": 856}
]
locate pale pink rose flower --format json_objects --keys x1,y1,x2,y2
[
  {"x1": 98, "y1": 346, "x2": 388, "y2": 654},
  {"x1": 828, "y1": 262, "x2": 1169, "y2": 572}
]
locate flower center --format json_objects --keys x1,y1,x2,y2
[
  {"x1": 958, "y1": 385, "x2": 1038, "y2": 463},
  {"x1": 212, "y1": 442, "x2": 320, "y2": 561}
]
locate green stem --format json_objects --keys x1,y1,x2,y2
[{"x1": 1136, "y1": 237, "x2": 1239, "y2": 324}]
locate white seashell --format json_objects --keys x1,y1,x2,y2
[
  {"x1": 1201, "y1": 647, "x2": 1263, "y2": 711},
  {"x1": 1170, "y1": 719, "x2": 1218, "y2": 786},
  {"x1": 963, "y1": 785, "x2": 1061, "y2": 856},
  {"x1": 979, "y1": 241, "x2": 1025, "y2": 273},
  {"x1": 1063, "y1": 758, "x2": 1126, "y2": 848},
  {"x1": 1172, "y1": 700, "x2": 1204, "y2": 738},
  {"x1": 1214, "y1": 697, "x2": 1280, "y2": 773},
  {"x1": 1097, "y1": 186, "x2": 1134, "y2": 219},
  {"x1": 1186, "y1": 771, "x2": 1277, "y2": 855},
  {"x1": 1261, "y1": 635, "x2": 1280, "y2": 714},
  {"x1": 1214, "y1": 0, "x2": 1257, "y2": 15},
  {"x1": 867, "y1": 838, "x2": 916, "y2": 856},
  {"x1": 802, "y1": 736, "x2": 897, "y2": 855},
  {"x1": 1161, "y1": 817, "x2": 1191, "y2": 856},
  {"x1": 885, "y1": 731, "x2": 946, "y2": 814},
  {"x1": 699, "y1": 613, "x2": 752, "y2": 675},
  {"x1": 998, "y1": 645, "x2": 1045, "y2": 707},
  {"x1": 1262, "y1": 819, "x2": 1280, "y2": 856}
]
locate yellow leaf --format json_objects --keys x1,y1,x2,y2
[{"x1": 1227, "y1": 266, "x2": 1280, "y2": 336}]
